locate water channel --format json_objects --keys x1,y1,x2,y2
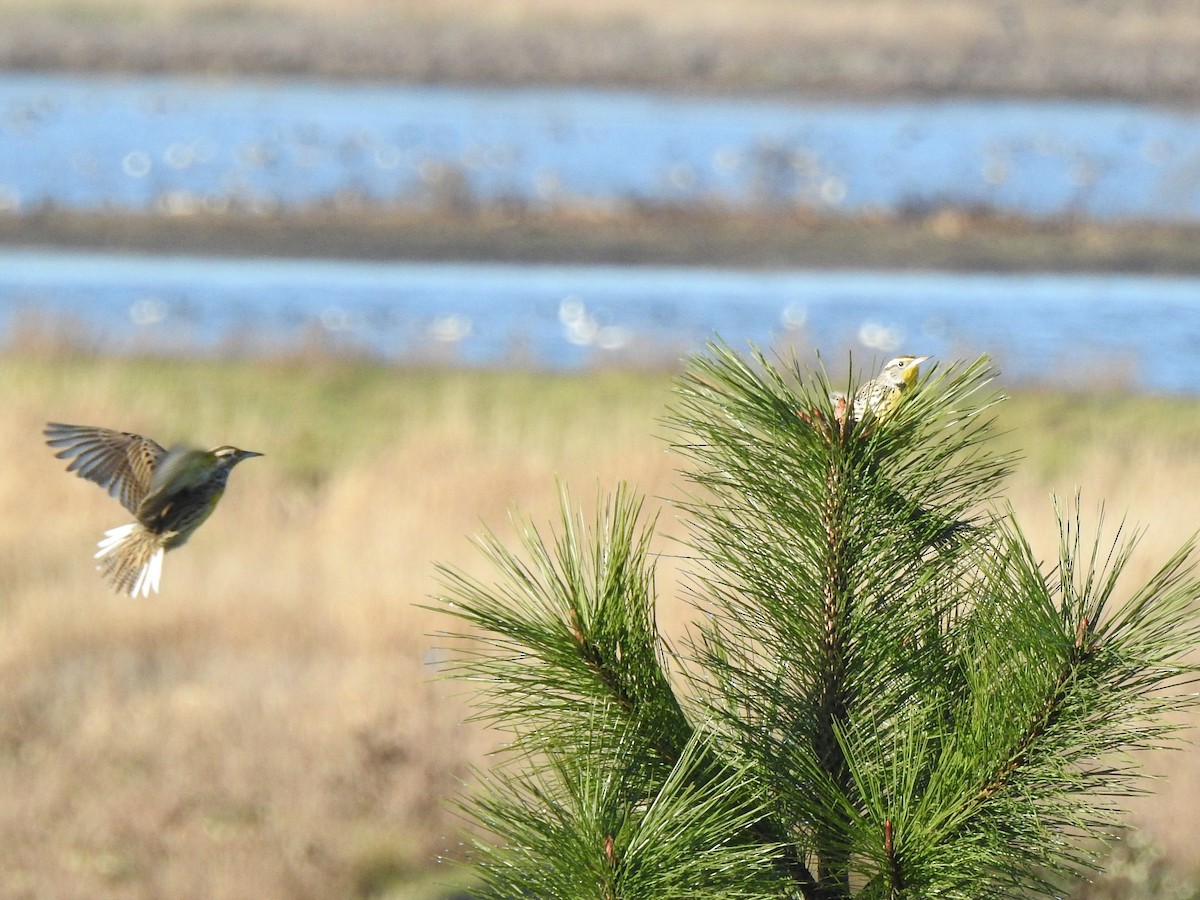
[{"x1": 3, "y1": 74, "x2": 1200, "y2": 391}]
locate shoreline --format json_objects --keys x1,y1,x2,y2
[
  {"x1": 5, "y1": 5, "x2": 1200, "y2": 273},
  {"x1": 5, "y1": 207, "x2": 1200, "y2": 273},
  {"x1": 3, "y1": 8, "x2": 1200, "y2": 104}
]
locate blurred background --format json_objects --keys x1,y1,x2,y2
[{"x1": 4, "y1": 1, "x2": 1200, "y2": 897}]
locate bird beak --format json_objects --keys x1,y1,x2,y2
[
  {"x1": 239, "y1": 450, "x2": 264, "y2": 461},
  {"x1": 912, "y1": 356, "x2": 931, "y2": 366}
]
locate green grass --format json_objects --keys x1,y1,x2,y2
[
  {"x1": 15, "y1": 351, "x2": 1200, "y2": 479},
  {"x1": 22, "y1": 354, "x2": 675, "y2": 478}
]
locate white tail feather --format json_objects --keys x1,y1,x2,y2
[
  {"x1": 131, "y1": 548, "x2": 164, "y2": 598},
  {"x1": 95, "y1": 523, "x2": 137, "y2": 557},
  {"x1": 94, "y1": 523, "x2": 164, "y2": 597}
]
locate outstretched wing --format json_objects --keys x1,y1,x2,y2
[{"x1": 44, "y1": 423, "x2": 168, "y2": 515}]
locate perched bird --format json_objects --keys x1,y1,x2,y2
[
  {"x1": 44, "y1": 423, "x2": 262, "y2": 596},
  {"x1": 850, "y1": 354, "x2": 973, "y2": 546},
  {"x1": 850, "y1": 355, "x2": 930, "y2": 423}
]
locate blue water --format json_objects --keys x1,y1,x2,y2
[
  {"x1": 5, "y1": 75, "x2": 1200, "y2": 392},
  {"x1": 3, "y1": 73, "x2": 1200, "y2": 219},
  {"x1": 4, "y1": 249, "x2": 1200, "y2": 393}
]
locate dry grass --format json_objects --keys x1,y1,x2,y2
[
  {"x1": 2, "y1": 0, "x2": 1200, "y2": 99},
  {"x1": 0, "y1": 0, "x2": 1193, "y2": 39},
  {"x1": 4, "y1": 351, "x2": 1200, "y2": 896},
  {"x1": 0, "y1": 354, "x2": 677, "y2": 898},
  {"x1": 5, "y1": 0, "x2": 1198, "y2": 63}
]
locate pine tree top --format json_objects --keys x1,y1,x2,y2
[{"x1": 439, "y1": 343, "x2": 1200, "y2": 900}]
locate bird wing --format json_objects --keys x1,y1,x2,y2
[{"x1": 44, "y1": 423, "x2": 168, "y2": 515}]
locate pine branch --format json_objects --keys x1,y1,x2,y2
[
  {"x1": 465, "y1": 725, "x2": 803, "y2": 900},
  {"x1": 437, "y1": 481, "x2": 824, "y2": 893},
  {"x1": 670, "y1": 342, "x2": 1010, "y2": 894},
  {"x1": 436, "y1": 483, "x2": 691, "y2": 767},
  {"x1": 814, "y1": 416, "x2": 855, "y2": 895},
  {"x1": 442, "y1": 343, "x2": 1200, "y2": 899},
  {"x1": 869, "y1": 503, "x2": 1200, "y2": 897}
]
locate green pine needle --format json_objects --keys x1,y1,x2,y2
[{"x1": 437, "y1": 342, "x2": 1200, "y2": 899}]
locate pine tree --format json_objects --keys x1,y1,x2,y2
[{"x1": 437, "y1": 343, "x2": 1200, "y2": 899}]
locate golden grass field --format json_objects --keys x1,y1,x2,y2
[{"x1": 5, "y1": 349, "x2": 1200, "y2": 898}]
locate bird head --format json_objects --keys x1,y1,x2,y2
[
  {"x1": 210, "y1": 446, "x2": 264, "y2": 469},
  {"x1": 882, "y1": 354, "x2": 930, "y2": 389}
]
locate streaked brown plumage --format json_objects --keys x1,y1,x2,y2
[
  {"x1": 44, "y1": 423, "x2": 262, "y2": 596},
  {"x1": 850, "y1": 355, "x2": 930, "y2": 423}
]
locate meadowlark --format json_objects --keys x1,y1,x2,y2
[
  {"x1": 850, "y1": 355, "x2": 930, "y2": 423},
  {"x1": 44, "y1": 423, "x2": 262, "y2": 597}
]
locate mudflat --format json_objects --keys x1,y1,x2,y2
[{"x1": 7, "y1": 206, "x2": 1200, "y2": 274}]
